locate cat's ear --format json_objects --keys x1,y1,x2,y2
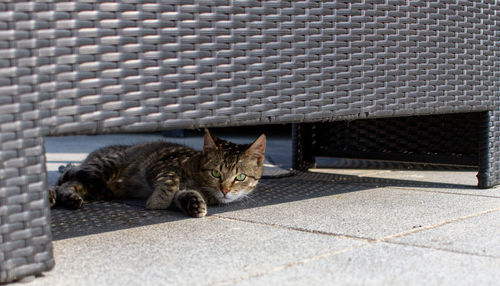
[
  {"x1": 203, "y1": 128, "x2": 218, "y2": 153},
  {"x1": 246, "y1": 134, "x2": 266, "y2": 165}
]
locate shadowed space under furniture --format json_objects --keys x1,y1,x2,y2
[{"x1": 50, "y1": 171, "x2": 480, "y2": 240}]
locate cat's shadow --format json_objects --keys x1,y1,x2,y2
[{"x1": 50, "y1": 170, "x2": 477, "y2": 240}]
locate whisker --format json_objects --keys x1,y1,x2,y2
[{"x1": 240, "y1": 193, "x2": 258, "y2": 207}]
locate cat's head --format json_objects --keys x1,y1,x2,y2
[{"x1": 198, "y1": 129, "x2": 266, "y2": 204}]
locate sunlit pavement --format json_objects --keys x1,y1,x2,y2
[{"x1": 18, "y1": 131, "x2": 500, "y2": 285}]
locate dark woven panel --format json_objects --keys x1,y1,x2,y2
[
  {"x1": 34, "y1": 0, "x2": 500, "y2": 135},
  {"x1": 310, "y1": 113, "x2": 481, "y2": 166},
  {"x1": 0, "y1": 1, "x2": 55, "y2": 283},
  {"x1": 295, "y1": 111, "x2": 500, "y2": 187},
  {"x1": 478, "y1": 111, "x2": 500, "y2": 188}
]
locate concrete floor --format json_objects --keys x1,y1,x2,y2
[{"x1": 15, "y1": 132, "x2": 500, "y2": 285}]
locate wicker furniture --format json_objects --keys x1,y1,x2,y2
[
  {"x1": 1, "y1": 0, "x2": 499, "y2": 282},
  {"x1": 293, "y1": 112, "x2": 500, "y2": 189}
]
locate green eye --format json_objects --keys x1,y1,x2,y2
[
  {"x1": 211, "y1": 169, "x2": 221, "y2": 178},
  {"x1": 235, "y1": 174, "x2": 246, "y2": 181}
]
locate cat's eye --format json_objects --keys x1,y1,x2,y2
[
  {"x1": 211, "y1": 169, "x2": 221, "y2": 178},
  {"x1": 235, "y1": 174, "x2": 246, "y2": 181}
]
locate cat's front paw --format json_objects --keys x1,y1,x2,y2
[
  {"x1": 175, "y1": 191, "x2": 207, "y2": 218},
  {"x1": 186, "y1": 195, "x2": 207, "y2": 218}
]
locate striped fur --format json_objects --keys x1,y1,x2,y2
[{"x1": 50, "y1": 129, "x2": 266, "y2": 217}]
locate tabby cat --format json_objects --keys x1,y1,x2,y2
[{"x1": 49, "y1": 129, "x2": 266, "y2": 218}]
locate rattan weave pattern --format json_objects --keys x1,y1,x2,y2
[
  {"x1": 37, "y1": 0, "x2": 500, "y2": 135},
  {"x1": 295, "y1": 111, "x2": 500, "y2": 188},
  {"x1": 478, "y1": 110, "x2": 500, "y2": 188},
  {"x1": 1, "y1": 0, "x2": 500, "y2": 282},
  {"x1": 310, "y1": 113, "x2": 481, "y2": 165},
  {"x1": 0, "y1": 1, "x2": 55, "y2": 283}
]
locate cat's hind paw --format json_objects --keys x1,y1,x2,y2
[
  {"x1": 48, "y1": 186, "x2": 57, "y2": 208},
  {"x1": 65, "y1": 193, "x2": 84, "y2": 209}
]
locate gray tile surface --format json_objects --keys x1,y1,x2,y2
[
  {"x1": 373, "y1": 170, "x2": 500, "y2": 197},
  {"x1": 390, "y1": 210, "x2": 500, "y2": 257},
  {"x1": 216, "y1": 182, "x2": 500, "y2": 240},
  {"x1": 233, "y1": 242, "x2": 500, "y2": 286},
  {"x1": 30, "y1": 133, "x2": 500, "y2": 285},
  {"x1": 30, "y1": 218, "x2": 363, "y2": 286},
  {"x1": 310, "y1": 168, "x2": 477, "y2": 186},
  {"x1": 310, "y1": 168, "x2": 500, "y2": 197},
  {"x1": 372, "y1": 170, "x2": 478, "y2": 186}
]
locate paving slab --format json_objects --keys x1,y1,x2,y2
[
  {"x1": 390, "y1": 210, "x2": 500, "y2": 257},
  {"x1": 35, "y1": 133, "x2": 500, "y2": 286},
  {"x1": 214, "y1": 173, "x2": 500, "y2": 240},
  {"x1": 370, "y1": 170, "x2": 478, "y2": 186},
  {"x1": 232, "y1": 242, "x2": 500, "y2": 286},
  {"x1": 311, "y1": 168, "x2": 476, "y2": 185},
  {"x1": 310, "y1": 168, "x2": 394, "y2": 177},
  {"x1": 27, "y1": 217, "x2": 363, "y2": 286},
  {"x1": 365, "y1": 170, "x2": 500, "y2": 197},
  {"x1": 50, "y1": 201, "x2": 186, "y2": 240},
  {"x1": 309, "y1": 169, "x2": 500, "y2": 198},
  {"x1": 49, "y1": 175, "x2": 367, "y2": 240}
]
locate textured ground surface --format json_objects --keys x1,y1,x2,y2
[{"x1": 15, "y1": 132, "x2": 500, "y2": 285}]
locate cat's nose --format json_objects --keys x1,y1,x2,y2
[{"x1": 221, "y1": 188, "x2": 230, "y2": 196}]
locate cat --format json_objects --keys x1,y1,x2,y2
[{"x1": 49, "y1": 129, "x2": 266, "y2": 218}]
